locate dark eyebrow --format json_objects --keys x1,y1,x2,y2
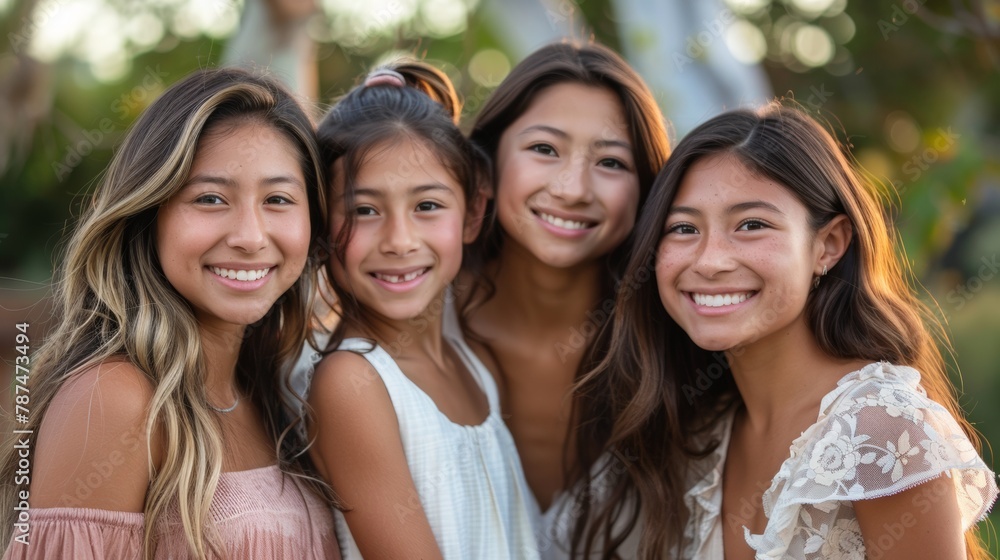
[
  {"x1": 667, "y1": 206, "x2": 701, "y2": 217},
  {"x1": 185, "y1": 174, "x2": 235, "y2": 187},
  {"x1": 185, "y1": 174, "x2": 304, "y2": 190},
  {"x1": 594, "y1": 138, "x2": 632, "y2": 151},
  {"x1": 518, "y1": 124, "x2": 568, "y2": 139},
  {"x1": 728, "y1": 201, "x2": 783, "y2": 215},
  {"x1": 353, "y1": 184, "x2": 454, "y2": 198},
  {"x1": 519, "y1": 125, "x2": 631, "y2": 152},
  {"x1": 666, "y1": 201, "x2": 784, "y2": 217}
]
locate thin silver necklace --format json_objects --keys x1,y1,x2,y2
[{"x1": 208, "y1": 395, "x2": 239, "y2": 414}]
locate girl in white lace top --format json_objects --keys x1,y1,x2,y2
[{"x1": 578, "y1": 103, "x2": 997, "y2": 559}]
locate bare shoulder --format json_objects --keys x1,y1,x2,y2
[
  {"x1": 308, "y1": 349, "x2": 387, "y2": 412},
  {"x1": 306, "y1": 350, "x2": 443, "y2": 558},
  {"x1": 31, "y1": 360, "x2": 161, "y2": 511}
]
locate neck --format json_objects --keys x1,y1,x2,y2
[
  {"x1": 198, "y1": 322, "x2": 244, "y2": 406},
  {"x1": 489, "y1": 240, "x2": 604, "y2": 330},
  {"x1": 352, "y1": 291, "x2": 450, "y2": 365},
  {"x1": 725, "y1": 318, "x2": 865, "y2": 434}
]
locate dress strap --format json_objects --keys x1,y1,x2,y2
[
  {"x1": 334, "y1": 338, "x2": 417, "y2": 402},
  {"x1": 441, "y1": 288, "x2": 502, "y2": 414}
]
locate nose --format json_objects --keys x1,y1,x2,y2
[
  {"x1": 379, "y1": 213, "x2": 420, "y2": 256},
  {"x1": 227, "y1": 203, "x2": 268, "y2": 253},
  {"x1": 547, "y1": 152, "x2": 594, "y2": 205},
  {"x1": 692, "y1": 229, "x2": 737, "y2": 278}
]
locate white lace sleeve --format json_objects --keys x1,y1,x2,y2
[
  {"x1": 747, "y1": 363, "x2": 998, "y2": 559},
  {"x1": 775, "y1": 364, "x2": 997, "y2": 528}
]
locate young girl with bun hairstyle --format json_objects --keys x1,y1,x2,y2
[
  {"x1": 581, "y1": 102, "x2": 997, "y2": 558},
  {"x1": 462, "y1": 41, "x2": 671, "y2": 558},
  {"x1": 0, "y1": 68, "x2": 338, "y2": 559},
  {"x1": 304, "y1": 61, "x2": 539, "y2": 560}
]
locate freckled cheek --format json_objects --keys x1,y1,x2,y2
[{"x1": 654, "y1": 254, "x2": 681, "y2": 290}]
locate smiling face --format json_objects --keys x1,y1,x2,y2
[
  {"x1": 329, "y1": 137, "x2": 474, "y2": 323},
  {"x1": 493, "y1": 82, "x2": 640, "y2": 269},
  {"x1": 656, "y1": 153, "x2": 827, "y2": 353},
  {"x1": 156, "y1": 121, "x2": 312, "y2": 333}
]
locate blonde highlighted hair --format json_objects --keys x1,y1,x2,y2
[{"x1": 0, "y1": 67, "x2": 328, "y2": 558}]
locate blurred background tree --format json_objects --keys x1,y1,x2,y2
[{"x1": 2, "y1": 0, "x2": 998, "y2": 549}]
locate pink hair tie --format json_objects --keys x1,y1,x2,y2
[{"x1": 364, "y1": 68, "x2": 406, "y2": 88}]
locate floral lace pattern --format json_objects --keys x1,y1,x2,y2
[{"x1": 683, "y1": 362, "x2": 998, "y2": 559}]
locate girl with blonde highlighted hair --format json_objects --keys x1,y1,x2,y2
[{"x1": 0, "y1": 67, "x2": 339, "y2": 559}]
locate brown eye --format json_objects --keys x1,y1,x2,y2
[
  {"x1": 666, "y1": 223, "x2": 697, "y2": 235},
  {"x1": 530, "y1": 143, "x2": 557, "y2": 156},
  {"x1": 194, "y1": 194, "x2": 224, "y2": 204},
  {"x1": 598, "y1": 158, "x2": 628, "y2": 170},
  {"x1": 737, "y1": 219, "x2": 768, "y2": 231}
]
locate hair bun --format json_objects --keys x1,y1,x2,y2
[{"x1": 364, "y1": 68, "x2": 406, "y2": 88}]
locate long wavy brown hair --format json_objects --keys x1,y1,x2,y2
[{"x1": 576, "y1": 102, "x2": 990, "y2": 558}]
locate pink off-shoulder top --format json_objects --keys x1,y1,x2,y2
[{"x1": 3, "y1": 465, "x2": 339, "y2": 559}]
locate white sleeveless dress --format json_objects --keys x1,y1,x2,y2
[{"x1": 326, "y1": 296, "x2": 541, "y2": 560}]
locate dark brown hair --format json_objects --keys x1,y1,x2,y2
[
  {"x1": 316, "y1": 60, "x2": 490, "y2": 348},
  {"x1": 466, "y1": 41, "x2": 672, "y2": 558},
  {"x1": 577, "y1": 102, "x2": 988, "y2": 558}
]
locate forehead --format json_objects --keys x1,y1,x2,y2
[
  {"x1": 332, "y1": 136, "x2": 460, "y2": 194},
  {"x1": 194, "y1": 122, "x2": 298, "y2": 162},
  {"x1": 674, "y1": 153, "x2": 804, "y2": 210},
  {"x1": 516, "y1": 82, "x2": 630, "y2": 137}
]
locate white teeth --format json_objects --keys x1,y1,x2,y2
[
  {"x1": 692, "y1": 292, "x2": 752, "y2": 307},
  {"x1": 211, "y1": 267, "x2": 270, "y2": 282},
  {"x1": 374, "y1": 268, "x2": 426, "y2": 284},
  {"x1": 537, "y1": 212, "x2": 590, "y2": 230}
]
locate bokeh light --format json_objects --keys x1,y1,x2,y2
[
  {"x1": 725, "y1": 19, "x2": 768, "y2": 65},
  {"x1": 884, "y1": 110, "x2": 922, "y2": 153},
  {"x1": 468, "y1": 48, "x2": 510, "y2": 87},
  {"x1": 792, "y1": 24, "x2": 834, "y2": 67}
]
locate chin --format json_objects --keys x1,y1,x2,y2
[
  {"x1": 531, "y1": 248, "x2": 591, "y2": 269},
  {"x1": 688, "y1": 334, "x2": 740, "y2": 353}
]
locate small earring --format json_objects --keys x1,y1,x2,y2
[{"x1": 812, "y1": 265, "x2": 827, "y2": 289}]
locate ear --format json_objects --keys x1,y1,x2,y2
[
  {"x1": 463, "y1": 187, "x2": 489, "y2": 244},
  {"x1": 814, "y1": 214, "x2": 852, "y2": 274}
]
